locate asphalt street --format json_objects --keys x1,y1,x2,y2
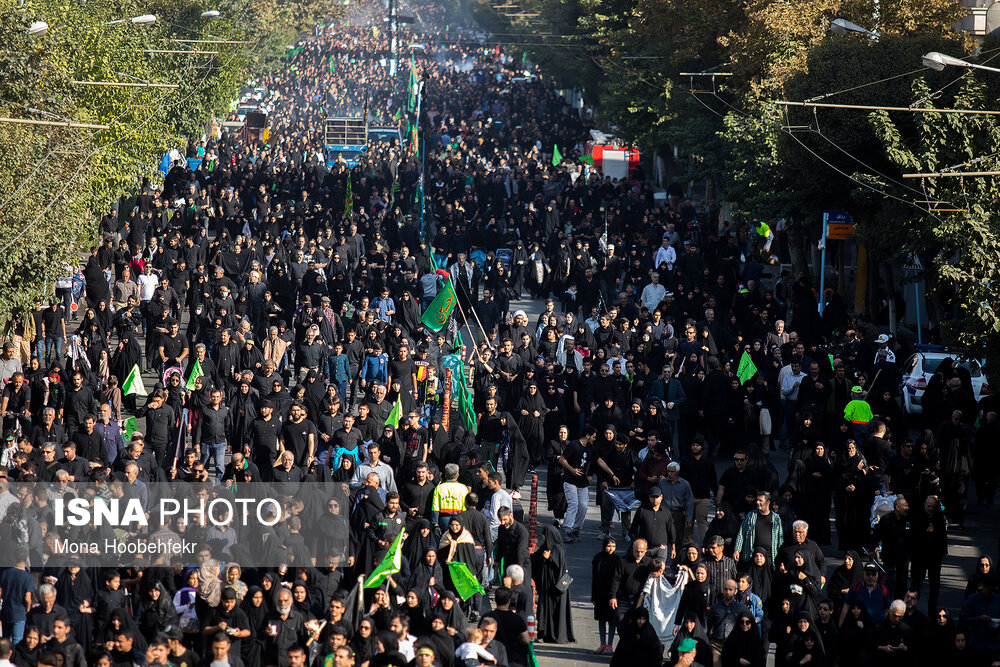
[{"x1": 501, "y1": 292, "x2": 996, "y2": 667}]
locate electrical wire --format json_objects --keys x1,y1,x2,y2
[{"x1": 0, "y1": 13, "x2": 263, "y2": 253}]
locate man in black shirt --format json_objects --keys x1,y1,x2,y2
[
  {"x1": 610, "y1": 539, "x2": 651, "y2": 626},
  {"x1": 716, "y1": 449, "x2": 752, "y2": 507},
  {"x1": 280, "y1": 401, "x2": 317, "y2": 467},
  {"x1": 398, "y1": 411, "x2": 428, "y2": 474},
  {"x1": 42, "y1": 301, "x2": 66, "y2": 364},
  {"x1": 249, "y1": 402, "x2": 282, "y2": 478},
  {"x1": 400, "y1": 461, "x2": 433, "y2": 526},
  {"x1": 629, "y1": 487, "x2": 678, "y2": 564},
  {"x1": 595, "y1": 436, "x2": 639, "y2": 540},
  {"x1": 32, "y1": 408, "x2": 65, "y2": 449},
  {"x1": 388, "y1": 344, "x2": 416, "y2": 402},
  {"x1": 63, "y1": 371, "x2": 97, "y2": 436},
  {"x1": 681, "y1": 438, "x2": 718, "y2": 543},
  {"x1": 557, "y1": 426, "x2": 597, "y2": 542},
  {"x1": 137, "y1": 392, "x2": 175, "y2": 468},
  {"x1": 327, "y1": 413, "x2": 361, "y2": 465},
  {"x1": 194, "y1": 389, "x2": 231, "y2": 482},
  {"x1": 158, "y1": 320, "x2": 189, "y2": 372},
  {"x1": 202, "y1": 588, "x2": 251, "y2": 657},
  {"x1": 482, "y1": 587, "x2": 529, "y2": 667}
]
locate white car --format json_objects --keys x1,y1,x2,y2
[{"x1": 900, "y1": 350, "x2": 989, "y2": 414}]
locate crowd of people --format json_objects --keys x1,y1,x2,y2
[{"x1": 0, "y1": 0, "x2": 997, "y2": 666}]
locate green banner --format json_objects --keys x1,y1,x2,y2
[
  {"x1": 736, "y1": 351, "x2": 758, "y2": 385},
  {"x1": 420, "y1": 279, "x2": 457, "y2": 332},
  {"x1": 447, "y1": 561, "x2": 484, "y2": 601}
]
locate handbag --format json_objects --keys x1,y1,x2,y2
[
  {"x1": 554, "y1": 571, "x2": 573, "y2": 592},
  {"x1": 759, "y1": 407, "x2": 772, "y2": 436}
]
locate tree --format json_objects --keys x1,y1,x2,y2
[
  {"x1": 0, "y1": 0, "x2": 338, "y2": 325},
  {"x1": 869, "y1": 75, "x2": 1000, "y2": 366}
]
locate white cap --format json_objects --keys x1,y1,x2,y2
[{"x1": 875, "y1": 334, "x2": 890, "y2": 344}]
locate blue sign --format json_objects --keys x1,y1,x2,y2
[{"x1": 826, "y1": 210, "x2": 854, "y2": 225}]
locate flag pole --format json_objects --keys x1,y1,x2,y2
[{"x1": 453, "y1": 297, "x2": 489, "y2": 362}]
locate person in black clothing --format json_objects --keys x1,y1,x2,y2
[
  {"x1": 595, "y1": 435, "x2": 639, "y2": 540},
  {"x1": 875, "y1": 496, "x2": 911, "y2": 601},
  {"x1": 32, "y1": 407, "x2": 65, "y2": 448},
  {"x1": 63, "y1": 371, "x2": 97, "y2": 437},
  {"x1": 58, "y1": 442, "x2": 90, "y2": 482},
  {"x1": 482, "y1": 583, "x2": 529, "y2": 667},
  {"x1": 137, "y1": 391, "x2": 175, "y2": 468},
  {"x1": 496, "y1": 506, "x2": 531, "y2": 584},
  {"x1": 202, "y1": 589, "x2": 251, "y2": 659},
  {"x1": 70, "y1": 414, "x2": 104, "y2": 466},
  {"x1": 280, "y1": 402, "x2": 318, "y2": 467},
  {"x1": 194, "y1": 388, "x2": 232, "y2": 483},
  {"x1": 910, "y1": 495, "x2": 948, "y2": 613},
  {"x1": 682, "y1": 438, "x2": 719, "y2": 544},
  {"x1": 629, "y1": 487, "x2": 678, "y2": 564},
  {"x1": 609, "y1": 538, "x2": 651, "y2": 627},
  {"x1": 249, "y1": 401, "x2": 282, "y2": 477}
]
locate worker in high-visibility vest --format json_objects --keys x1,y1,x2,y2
[
  {"x1": 431, "y1": 463, "x2": 469, "y2": 533},
  {"x1": 755, "y1": 221, "x2": 774, "y2": 253},
  {"x1": 844, "y1": 385, "x2": 873, "y2": 443}
]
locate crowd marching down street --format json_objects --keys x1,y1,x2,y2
[{"x1": 0, "y1": 0, "x2": 998, "y2": 666}]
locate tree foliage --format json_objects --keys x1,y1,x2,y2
[{"x1": 0, "y1": 0, "x2": 338, "y2": 324}]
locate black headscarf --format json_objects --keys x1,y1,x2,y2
[
  {"x1": 748, "y1": 548, "x2": 774, "y2": 606},
  {"x1": 241, "y1": 585, "x2": 268, "y2": 633}
]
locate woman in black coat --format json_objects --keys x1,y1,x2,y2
[
  {"x1": 498, "y1": 412, "x2": 531, "y2": 496},
  {"x1": 609, "y1": 607, "x2": 661, "y2": 667},
  {"x1": 722, "y1": 610, "x2": 763, "y2": 667},
  {"x1": 591, "y1": 537, "x2": 618, "y2": 651},
  {"x1": 516, "y1": 382, "x2": 548, "y2": 468},
  {"x1": 531, "y1": 525, "x2": 575, "y2": 644},
  {"x1": 801, "y1": 442, "x2": 834, "y2": 546}
]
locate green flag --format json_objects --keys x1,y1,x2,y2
[
  {"x1": 447, "y1": 561, "x2": 484, "y2": 601},
  {"x1": 552, "y1": 144, "x2": 563, "y2": 166},
  {"x1": 345, "y1": 176, "x2": 353, "y2": 216},
  {"x1": 186, "y1": 358, "x2": 204, "y2": 390},
  {"x1": 386, "y1": 396, "x2": 402, "y2": 428},
  {"x1": 364, "y1": 529, "x2": 406, "y2": 588},
  {"x1": 122, "y1": 364, "x2": 147, "y2": 397},
  {"x1": 123, "y1": 416, "x2": 138, "y2": 441},
  {"x1": 421, "y1": 279, "x2": 457, "y2": 332},
  {"x1": 828, "y1": 353, "x2": 836, "y2": 372},
  {"x1": 527, "y1": 642, "x2": 540, "y2": 667},
  {"x1": 736, "y1": 351, "x2": 758, "y2": 385},
  {"x1": 579, "y1": 155, "x2": 595, "y2": 165},
  {"x1": 407, "y1": 54, "x2": 418, "y2": 112}
]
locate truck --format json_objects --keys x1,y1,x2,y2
[
  {"x1": 324, "y1": 116, "x2": 368, "y2": 167},
  {"x1": 367, "y1": 125, "x2": 403, "y2": 147}
]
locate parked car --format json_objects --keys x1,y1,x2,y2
[{"x1": 900, "y1": 347, "x2": 989, "y2": 414}]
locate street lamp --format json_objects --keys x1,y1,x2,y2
[
  {"x1": 106, "y1": 14, "x2": 156, "y2": 25},
  {"x1": 829, "y1": 18, "x2": 879, "y2": 38},
  {"x1": 28, "y1": 21, "x2": 48, "y2": 36},
  {"x1": 922, "y1": 51, "x2": 1000, "y2": 73}
]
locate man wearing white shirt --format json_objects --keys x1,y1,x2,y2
[
  {"x1": 654, "y1": 235, "x2": 677, "y2": 271},
  {"x1": 779, "y1": 358, "x2": 805, "y2": 449},
  {"x1": 390, "y1": 614, "x2": 417, "y2": 661},
  {"x1": 641, "y1": 272, "x2": 667, "y2": 312},
  {"x1": 484, "y1": 471, "x2": 513, "y2": 539},
  {"x1": 137, "y1": 265, "x2": 159, "y2": 305}
]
